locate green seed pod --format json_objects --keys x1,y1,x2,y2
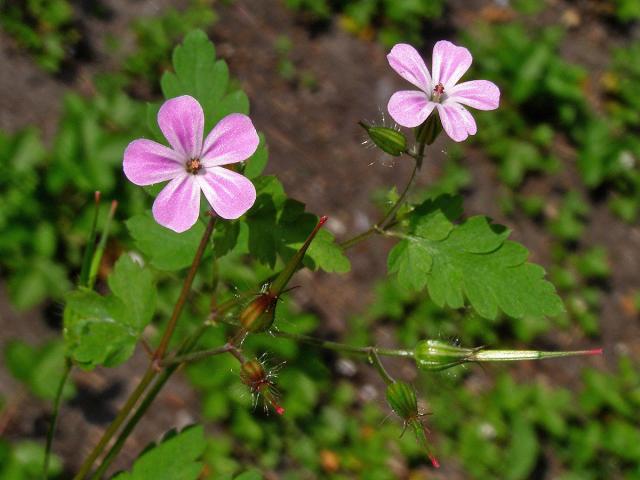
[
  {"x1": 359, "y1": 122, "x2": 407, "y2": 156},
  {"x1": 386, "y1": 381, "x2": 418, "y2": 420},
  {"x1": 414, "y1": 340, "x2": 473, "y2": 371}
]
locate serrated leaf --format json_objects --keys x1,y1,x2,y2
[
  {"x1": 387, "y1": 195, "x2": 564, "y2": 320},
  {"x1": 113, "y1": 425, "x2": 206, "y2": 480},
  {"x1": 304, "y1": 229, "x2": 350, "y2": 273},
  {"x1": 126, "y1": 212, "x2": 206, "y2": 271}
]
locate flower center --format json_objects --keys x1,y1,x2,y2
[
  {"x1": 432, "y1": 82, "x2": 445, "y2": 102},
  {"x1": 185, "y1": 158, "x2": 202, "y2": 174}
]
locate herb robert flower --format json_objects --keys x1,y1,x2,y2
[
  {"x1": 123, "y1": 95, "x2": 258, "y2": 232},
  {"x1": 387, "y1": 41, "x2": 500, "y2": 142}
]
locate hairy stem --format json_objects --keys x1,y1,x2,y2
[
  {"x1": 368, "y1": 349, "x2": 395, "y2": 385},
  {"x1": 43, "y1": 358, "x2": 72, "y2": 480}
]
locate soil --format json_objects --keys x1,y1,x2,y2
[{"x1": 0, "y1": 0, "x2": 638, "y2": 478}]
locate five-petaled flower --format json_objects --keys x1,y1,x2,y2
[
  {"x1": 123, "y1": 95, "x2": 258, "y2": 232},
  {"x1": 387, "y1": 41, "x2": 500, "y2": 142}
]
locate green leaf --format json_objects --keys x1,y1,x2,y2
[
  {"x1": 304, "y1": 229, "x2": 350, "y2": 273},
  {"x1": 64, "y1": 254, "x2": 157, "y2": 369},
  {"x1": 113, "y1": 425, "x2": 206, "y2": 480},
  {"x1": 108, "y1": 255, "x2": 157, "y2": 329},
  {"x1": 504, "y1": 417, "x2": 539, "y2": 480},
  {"x1": 387, "y1": 195, "x2": 564, "y2": 320},
  {"x1": 127, "y1": 212, "x2": 205, "y2": 271}
]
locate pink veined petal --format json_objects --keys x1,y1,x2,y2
[
  {"x1": 447, "y1": 80, "x2": 500, "y2": 110},
  {"x1": 157, "y1": 95, "x2": 204, "y2": 160},
  {"x1": 431, "y1": 40, "x2": 473, "y2": 90},
  {"x1": 201, "y1": 113, "x2": 259, "y2": 167},
  {"x1": 387, "y1": 90, "x2": 436, "y2": 128},
  {"x1": 152, "y1": 174, "x2": 201, "y2": 233},
  {"x1": 387, "y1": 43, "x2": 432, "y2": 92},
  {"x1": 197, "y1": 167, "x2": 256, "y2": 220},
  {"x1": 123, "y1": 139, "x2": 185, "y2": 186},
  {"x1": 436, "y1": 102, "x2": 477, "y2": 143}
]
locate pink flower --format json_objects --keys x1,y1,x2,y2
[
  {"x1": 123, "y1": 95, "x2": 258, "y2": 232},
  {"x1": 387, "y1": 41, "x2": 500, "y2": 142}
]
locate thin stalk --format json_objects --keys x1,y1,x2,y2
[
  {"x1": 153, "y1": 214, "x2": 217, "y2": 362},
  {"x1": 471, "y1": 348, "x2": 603, "y2": 363},
  {"x1": 88, "y1": 200, "x2": 118, "y2": 289},
  {"x1": 368, "y1": 349, "x2": 394, "y2": 385},
  {"x1": 74, "y1": 215, "x2": 216, "y2": 479},
  {"x1": 161, "y1": 344, "x2": 233, "y2": 367},
  {"x1": 378, "y1": 160, "x2": 419, "y2": 231},
  {"x1": 79, "y1": 192, "x2": 101, "y2": 287},
  {"x1": 272, "y1": 331, "x2": 413, "y2": 358},
  {"x1": 72, "y1": 367, "x2": 156, "y2": 480},
  {"x1": 43, "y1": 358, "x2": 72, "y2": 480}
]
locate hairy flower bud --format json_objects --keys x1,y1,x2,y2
[
  {"x1": 359, "y1": 122, "x2": 407, "y2": 156},
  {"x1": 240, "y1": 358, "x2": 284, "y2": 415},
  {"x1": 415, "y1": 339, "x2": 603, "y2": 372},
  {"x1": 239, "y1": 293, "x2": 278, "y2": 333},
  {"x1": 386, "y1": 381, "x2": 418, "y2": 420},
  {"x1": 386, "y1": 381, "x2": 439, "y2": 469}
]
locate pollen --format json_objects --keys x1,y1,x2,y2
[{"x1": 185, "y1": 158, "x2": 202, "y2": 174}]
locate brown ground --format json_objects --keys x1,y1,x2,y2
[{"x1": 0, "y1": 0, "x2": 638, "y2": 478}]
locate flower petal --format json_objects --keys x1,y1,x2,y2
[
  {"x1": 201, "y1": 113, "x2": 259, "y2": 167},
  {"x1": 157, "y1": 95, "x2": 204, "y2": 159},
  {"x1": 436, "y1": 102, "x2": 477, "y2": 142},
  {"x1": 387, "y1": 43, "x2": 432, "y2": 92},
  {"x1": 447, "y1": 80, "x2": 500, "y2": 110},
  {"x1": 123, "y1": 139, "x2": 185, "y2": 186},
  {"x1": 152, "y1": 174, "x2": 201, "y2": 233},
  {"x1": 197, "y1": 167, "x2": 256, "y2": 219},
  {"x1": 431, "y1": 41, "x2": 472, "y2": 90},
  {"x1": 387, "y1": 90, "x2": 436, "y2": 128}
]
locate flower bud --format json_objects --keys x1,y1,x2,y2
[
  {"x1": 239, "y1": 293, "x2": 278, "y2": 333},
  {"x1": 414, "y1": 113, "x2": 442, "y2": 146},
  {"x1": 386, "y1": 381, "x2": 439, "y2": 469},
  {"x1": 359, "y1": 122, "x2": 407, "y2": 156},
  {"x1": 386, "y1": 381, "x2": 418, "y2": 420},
  {"x1": 240, "y1": 358, "x2": 284, "y2": 415}
]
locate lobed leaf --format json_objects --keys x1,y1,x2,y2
[{"x1": 388, "y1": 195, "x2": 564, "y2": 320}]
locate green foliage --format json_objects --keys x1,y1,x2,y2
[
  {"x1": 0, "y1": 0, "x2": 78, "y2": 72},
  {"x1": 113, "y1": 426, "x2": 206, "y2": 480},
  {"x1": 4, "y1": 340, "x2": 74, "y2": 400},
  {"x1": 123, "y1": 4, "x2": 217, "y2": 86},
  {"x1": 0, "y1": 439, "x2": 63, "y2": 479},
  {"x1": 285, "y1": 0, "x2": 445, "y2": 47},
  {"x1": 63, "y1": 255, "x2": 156, "y2": 369},
  {"x1": 387, "y1": 195, "x2": 563, "y2": 320}
]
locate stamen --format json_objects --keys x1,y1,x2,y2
[
  {"x1": 185, "y1": 158, "x2": 202, "y2": 174},
  {"x1": 433, "y1": 83, "x2": 445, "y2": 102}
]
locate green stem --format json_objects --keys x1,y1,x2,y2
[
  {"x1": 79, "y1": 192, "x2": 101, "y2": 288},
  {"x1": 368, "y1": 349, "x2": 394, "y2": 385},
  {"x1": 378, "y1": 160, "x2": 419, "y2": 231},
  {"x1": 161, "y1": 344, "x2": 233, "y2": 367},
  {"x1": 471, "y1": 348, "x2": 603, "y2": 362},
  {"x1": 153, "y1": 214, "x2": 217, "y2": 362},
  {"x1": 72, "y1": 367, "x2": 156, "y2": 480},
  {"x1": 43, "y1": 358, "x2": 72, "y2": 480},
  {"x1": 74, "y1": 215, "x2": 216, "y2": 479},
  {"x1": 272, "y1": 331, "x2": 413, "y2": 358},
  {"x1": 88, "y1": 200, "x2": 118, "y2": 289}
]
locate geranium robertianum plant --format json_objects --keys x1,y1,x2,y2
[{"x1": 46, "y1": 30, "x2": 602, "y2": 478}]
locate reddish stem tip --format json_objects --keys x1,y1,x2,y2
[
  {"x1": 587, "y1": 348, "x2": 604, "y2": 356},
  {"x1": 110, "y1": 200, "x2": 119, "y2": 213},
  {"x1": 94, "y1": 191, "x2": 101, "y2": 203},
  {"x1": 275, "y1": 405, "x2": 285, "y2": 416},
  {"x1": 319, "y1": 215, "x2": 328, "y2": 225},
  {"x1": 429, "y1": 454, "x2": 440, "y2": 469}
]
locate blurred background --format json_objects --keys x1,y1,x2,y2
[{"x1": 1, "y1": 0, "x2": 639, "y2": 478}]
